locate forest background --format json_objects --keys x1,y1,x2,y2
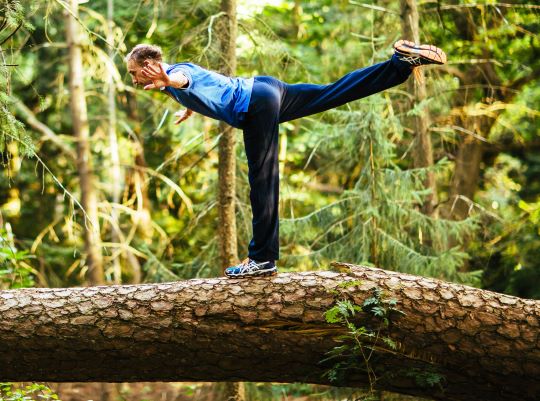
[{"x1": 1, "y1": 0, "x2": 539, "y2": 400}]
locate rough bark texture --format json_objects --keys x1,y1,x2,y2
[
  {"x1": 218, "y1": 1, "x2": 243, "y2": 399},
  {"x1": 66, "y1": 0, "x2": 104, "y2": 285},
  {"x1": 0, "y1": 264, "x2": 538, "y2": 401},
  {"x1": 400, "y1": 0, "x2": 437, "y2": 216},
  {"x1": 217, "y1": 0, "x2": 238, "y2": 271}
]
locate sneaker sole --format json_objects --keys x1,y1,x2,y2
[
  {"x1": 394, "y1": 39, "x2": 447, "y2": 65},
  {"x1": 224, "y1": 268, "x2": 278, "y2": 279}
]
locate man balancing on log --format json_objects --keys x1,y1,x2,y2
[{"x1": 125, "y1": 40, "x2": 446, "y2": 279}]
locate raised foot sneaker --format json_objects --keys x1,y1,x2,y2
[
  {"x1": 393, "y1": 39, "x2": 447, "y2": 67},
  {"x1": 224, "y1": 258, "x2": 278, "y2": 278}
]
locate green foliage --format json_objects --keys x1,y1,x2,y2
[
  {"x1": 244, "y1": 382, "x2": 376, "y2": 401},
  {"x1": 324, "y1": 299, "x2": 362, "y2": 324},
  {"x1": 0, "y1": 383, "x2": 59, "y2": 401},
  {"x1": 337, "y1": 279, "x2": 363, "y2": 288},
  {"x1": 0, "y1": 0, "x2": 34, "y2": 48},
  {"x1": 322, "y1": 285, "x2": 446, "y2": 397},
  {"x1": 361, "y1": 287, "x2": 405, "y2": 326},
  {"x1": 281, "y1": 100, "x2": 479, "y2": 283},
  {"x1": 139, "y1": 243, "x2": 180, "y2": 283},
  {"x1": 475, "y1": 153, "x2": 540, "y2": 299},
  {"x1": 399, "y1": 367, "x2": 446, "y2": 390},
  {"x1": 0, "y1": 95, "x2": 35, "y2": 161},
  {"x1": 0, "y1": 227, "x2": 35, "y2": 289},
  {"x1": 0, "y1": 0, "x2": 35, "y2": 160},
  {"x1": 321, "y1": 286, "x2": 406, "y2": 394}
]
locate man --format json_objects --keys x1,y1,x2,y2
[{"x1": 125, "y1": 40, "x2": 446, "y2": 279}]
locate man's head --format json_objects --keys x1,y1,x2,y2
[{"x1": 125, "y1": 44, "x2": 163, "y2": 86}]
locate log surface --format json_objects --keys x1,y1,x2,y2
[{"x1": 1, "y1": 263, "x2": 538, "y2": 401}]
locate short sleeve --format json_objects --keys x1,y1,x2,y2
[{"x1": 167, "y1": 66, "x2": 192, "y2": 90}]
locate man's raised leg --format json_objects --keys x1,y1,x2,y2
[{"x1": 278, "y1": 41, "x2": 446, "y2": 122}]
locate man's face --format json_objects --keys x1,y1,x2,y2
[{"x1": 127, "y1": 58, "x2": 157, "y2": 87}]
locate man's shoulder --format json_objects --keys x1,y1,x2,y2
[{"x1": 165, "y1": 62, "x2": 201, "y2": 73}]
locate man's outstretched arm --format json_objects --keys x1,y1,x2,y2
[{"x1": 142, "y1": 62, "x2": 193, "y2": 124}]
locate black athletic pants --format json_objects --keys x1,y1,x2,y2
[{"x1": 240, "y1": 54, "x2": 412, "y2": 262}]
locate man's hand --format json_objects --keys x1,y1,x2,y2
[
  {"x1": 174, "y1": 109, "x2": 193, "y2": 125},
  {"x1": 141, "y1": 61, "x2": 170, "y2": 90}
]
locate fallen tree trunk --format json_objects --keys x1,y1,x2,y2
[{"x1": 0, "y1": 263, "x2": 538, "y2": 401}]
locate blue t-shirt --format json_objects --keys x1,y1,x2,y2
[{"x1": 163, "y1": 63, "x2": 254, "y2": 129}]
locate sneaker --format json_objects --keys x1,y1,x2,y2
[
  {"x1": 224, "y1": 258, "x2": 278, "y2": 278},
  {"x1": 393, "y1": 39, "x2": 447, "y2": 67}
]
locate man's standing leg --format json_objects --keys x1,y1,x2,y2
[{"x1": 224, "y1": 77, "x2": 283, "y2": 278}]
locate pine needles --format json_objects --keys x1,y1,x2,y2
[{"x1": 281, "y1": 95, "x2": 479, "y2": 284}]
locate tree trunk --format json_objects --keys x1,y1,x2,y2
[
  {"x1": 95, "y1": 3, "x2": 122, "y2": 399},
  {"x1": 217, "y1": 2, "x2": 243, "y2": 399},
  {"x1": 217, "y1": 0, "x2": 239, "y2": 273},
  {"x1": 116, "y1": 94, "x2": 149, "y2": 285},
  {"x1": 106, "y1": 0, "x2": 123, "y2": 286},
  {"x1": 292, "y1": 0, "x2": 303, "y2": 39},
  {"x1": 65, "y1": 0, "x2": 104, "y2": 285},
  {"x1": 446, "y1": 132, "x2": 484, "y2": 221},
  {"x1": 441, "y1": 8, "x2": 539, "y2": 222},
  {"x1": 125, "y1": 91, "x2": 154, "y2": 254},
  {"x1": 400, "y1": 0, "x2": 437, "y2": 216},
  {"x1": 0, "y1": 263, "x2": 538, "y2": 401}
]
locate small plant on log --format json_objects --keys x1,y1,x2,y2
[{"x1": 321, "y1": 282, "x2": 405, "y2": 398}]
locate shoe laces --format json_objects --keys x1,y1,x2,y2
[
  {"x1": 398, "y1": 54, "x2": 423, "y2": 66},
  {"x1": 231, "y1": 258, "x2": 266, "y2": 274}
]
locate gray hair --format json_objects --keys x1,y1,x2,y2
[{"x1": 125, "y1": 44, "x2": 163, "y2": 65}]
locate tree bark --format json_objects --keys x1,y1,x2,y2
[
  {"x1": 400, "y1": 0, "x2": 437, "y2": 216},
  {"x1": 217, "y1": 0, "x2": 239, "y2": 273},
  {"x1": 0, "y1": 263, "x2": 538, "y2": 401},
  {"x1": 106, "y1": 0, "x2": 123, "y2": 286},
  {"x1": 99, "y1": 2, "x2": 122, "y2": 399},
  {"x1": 65, "y1": 0, "x2": 104, "y2": 285},
  {"x1": 217, "y1": 1, "x2": 243, "y2": 399},
  {"x1": 446, "y1": 129, "x2": 484, "y2": 221}
]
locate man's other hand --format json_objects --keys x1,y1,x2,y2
[{"x1": 174, "y1": 109, "x2": 193, "y2": 124}]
